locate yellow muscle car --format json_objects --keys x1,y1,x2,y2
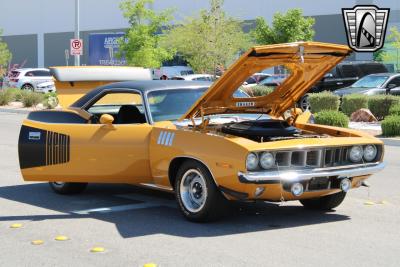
[{"x1": 18, "y1": 42, "x2": 385, "y2": 222}]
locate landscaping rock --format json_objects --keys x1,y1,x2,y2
[{"x1": 350, "y1": 108, "x2": 378, "y2": 122}]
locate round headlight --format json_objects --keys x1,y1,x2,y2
[
  {"x1": 246, "y1": 153, "x2": 259, "y2": 171},
  {"x1": 260, "y1": 152, "x2": 275, "y2": 169},
  {"x1": 364, "y1": 145, "x2": 377, "y2": 161},
  {"x1": 349, "y1": 145, "x2": 363, "y2": 163}
]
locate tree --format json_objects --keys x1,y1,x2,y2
[
  {"x1": 0, "y1": 29, "x2": 12, "y2": 74},
  {"x1": 252, "y1": 9, "x2": 315, "y2": 45},
  {"x1": 118, "y1": 0, "x2": 175, "y2": 68},
  {"x1": 162, "y1": 0, "x2": 250, "y2": 74}
]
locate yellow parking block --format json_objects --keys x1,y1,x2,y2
[
  {"x1": 31, "y1": 240, "x2": 44, "y2": 245},
  {"x1": 90, "y1": 247, "x2": 105, "y2": 253},
  {"x1": 143, "y1": 263, "x2": 157, "y2": 267},
  {"x1": 55, "y1": 235, "x2": 69, "y2": 241},
  {"x1": 364, "y1": 201, "x2": 375, "y2": 205},
  {"x1": 10, "y1": 223, "x2": 23, "y2": 228}
]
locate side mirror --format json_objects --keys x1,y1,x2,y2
[
  {"x1": 99, "y1": 114, "x2": 114, "y2": 125},
  {"x1": 387, "y1": 83, "x2": 397, "y2": 90}
]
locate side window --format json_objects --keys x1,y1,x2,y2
[
  {"x1": 87, "y1": 92, "x2": 146, "y2": 124},
  {"x1": 388, "y1": 77, "x2": 400, "y2": 87},
  {"x1": 25, "y1": 71, "x2": 35, "y2": 77},
  {"x1": 34, "y1": 70, "x2": 51, "y2": 77}
]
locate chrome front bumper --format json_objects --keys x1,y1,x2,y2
[{"x1": 238, "y1": 162, "x2": 385, "y2": 184}]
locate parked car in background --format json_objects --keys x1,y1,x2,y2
[
  {"x1": 242, "y1": 73, "x2": 271, "y2": 88},
  {"x1": 258, "y1": 74, "x2": 288, "y2": 87},
  {"x1": 4, "y1": 68, "x2": 53, "y2": 91},
  {"x1": 334, "y1": 73, "x2": 400, "y2": 96},
  {"x1": 153, "y1": 66, "x2": 194, "y2": 79},
  {"x1": 36, "y1": 81, "x2": 56, "y2": 93},
  {"x1": 310, "y1": 62, "x2": 388, "y2": 93},
  {"x1": 170, "y1": 74, "x2": 215, "y2": 81}
]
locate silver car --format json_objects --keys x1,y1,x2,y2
[{"x1": 5, "y1": 68, "x2": 53, "y2": 91}]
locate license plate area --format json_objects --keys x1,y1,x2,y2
[{"x1": 307, "y1": 176, "x2": 331, "y2": 191}]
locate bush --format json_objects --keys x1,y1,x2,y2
[
  {"x1": 309, "y1": 92, "x2": 340, "y2": 113},
  {"x1": 368, "y1": 95, "x2": 400, "y2": 120},
  {"x1": 0, "y1": 89, "x2": 13, "y2": 105},
  {"x1": 244, "y1": 85, "x2": 274, "y2": 97},
  {"x1": 381, "y1": 115, "x2": 400, "y2": 137},
  {"x1": 314, "y1": 110, "x2": 349, "y2": 128},
  {"x1": 42, "y1": 92, "x2": 59, "y2": 109},
  {"x1": 341, "y1": 94, "x2": 368, "y2": 116},
  {"x1": 21, "y1": 91, "x2": 44, "y2": 107},
  {"x1": 7, "y1": 88, "x2": 24, "y2": 102},
  {"x1": 389, "y1": 104, "x2": 400, "y2": 117}
]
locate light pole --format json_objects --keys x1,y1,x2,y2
[{"x1": 74, "y1": 0, "x2": 80, "y2": 66}]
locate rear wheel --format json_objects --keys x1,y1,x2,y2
[
  {"x1": 49, "y1": 182, "x2": 88, "y2": 195},
  {"x1": 175, "y1": 160, "x2": 227, "y2": 222},
  {"x1": 21, "y1": 84, "x2": 34, "y2": 91},
  {"x1": 300, "y1": 192, "x2": 346, "y2": 210},
  {"x1": 299, "y1": 94, "x2": 310, "y2": 111}
]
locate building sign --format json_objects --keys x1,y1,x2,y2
[
  {"x1": 88, "y1": 33, "x2": 127, "y2": 66},
  {"x1": 70, "y1": 39, "x2": 83, "y2": 55}
]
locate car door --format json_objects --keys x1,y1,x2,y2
[
  {"x1": 32, "y1": 70, "x2": 52, "y2": 87},
  {"x1": 22, "y1": 90, "x2": 154, "y2": 184}
]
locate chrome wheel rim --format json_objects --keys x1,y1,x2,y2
[
  {"x1": 52, "y1": 182, "x2": 65, "y2": 188},
  {"x1": 23, "y1": 85, "x2": 34, "y2": 91},
  {"x1": 180, "y1": 169, "x2": 207, "y2": 213},
  {"x1": 300, "y1": 95, "x2": 309, "y2": 111}
]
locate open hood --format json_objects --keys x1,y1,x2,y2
[{"x1": 181, "y1": 42, "x2": 352, "y2": 120}]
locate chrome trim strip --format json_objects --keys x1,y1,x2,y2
[
  {"x1": 238, "y1": 162, "x2": 385, "y2": 184},
  {"x1": 157, "y1": 131, "x2": 164, "y2": 144},
  {"x1": 165, "y1": 132, "x2": 172, "y2": 146}
]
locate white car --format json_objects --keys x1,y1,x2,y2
[
  {"x1": 36, "y1": 81, "x2": 56, "y2": 93},
  {"x1": 152, "y1": 66, "x2": 194, "y2": 79},
  {"x1": 5, "y1": 68, "x2": 53, "y2": 91},
  {"x1": 170, "y1": 74, "x2": 216, "y2": 81}
]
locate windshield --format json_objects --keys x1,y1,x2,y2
[
  {"x1": 147, "y1": 88, "x2": 250, "y2": 122},
  {"x1": 148, "y1": 88, "x2": 208, "y2": 122},
  {"x1": 351, "y1": 75, "x2": 389, "y2": 88}
]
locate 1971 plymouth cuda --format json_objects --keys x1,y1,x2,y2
[{"x1": 18, "y1": 42, "x2": 385, "y2": 222}]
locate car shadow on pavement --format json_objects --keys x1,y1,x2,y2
[{"x1": 0, "y1": 183, "x2": 350, "y2": 238}]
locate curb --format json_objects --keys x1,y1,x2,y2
[
  {"x1": 0, "y1": 108, "x2": 31, "y2": 115},
  {"x1": 380, "y1": 138, "x2": 400, "y2": 147}
]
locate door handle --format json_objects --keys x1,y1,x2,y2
[{"x1": 336, "y1": 82, "x2": 343, "y2": 85}]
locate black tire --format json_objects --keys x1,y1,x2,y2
[
  {"x1": 298, "y1": 94, "x2": 310, "y2": 111},
  {"x1": 49, "y1": 182, "x2": 88, "y2": 195},
  {"x1": 175, "y1": 160, "x2": 227, "y2": 222},
  {"x1": 300, "y1": 192, "x2": 346, "y2": 210},
  {"x1": 21, "y1": 84, "x2": 34, "y2": 91}
]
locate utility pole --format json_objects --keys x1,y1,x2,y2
[{"x1": 74, "y1": 0, "x2": 80, "y2": 66}]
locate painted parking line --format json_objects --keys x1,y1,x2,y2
[{"x1": 71, "y1": 193, "x2": 176, "y2": 215}]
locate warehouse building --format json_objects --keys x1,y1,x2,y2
[{"x1": 0, "y1": 0, "x2": 399, "y2": 68}]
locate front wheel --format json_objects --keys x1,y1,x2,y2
[
  {"x1": 300, "y1": 192, "x2": 346, "y2": 210},
  {"x1": 175, "y1": 160, "x2": 227, "y2": 222},
  {"x1": 49, "y1": 182, "x2": 88, "y2": 195}
]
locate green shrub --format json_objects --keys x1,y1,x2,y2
[
  {"x1": 314, "y1": 110, "x2": 349, "y2": 128},
  {"x1": 389, "y1": 104, "x2": 400, "y2": 117},
  {"x1": 368, "y1": 95, "x2": 400, "y2": 120},
  {"x1": 21, "y1": 91, "x2": 44, "y2": 107},
  {"x1": 42, "y1": 92, "x2": 59, "y2": 109},
  {"x1": 245, "y1": 85, "x2": 274, "y2": 97},
  {"x1": 7, "y1": 88, "x2": 24, "y2": 102},
  {"x1": 0, "y1": 89, "x2": 13, "y2": 105},
  {"x1": 381, "y1": 115, "x2": 400, "y2": 137},
  {"x1": 341, "y1": 94, "x2": 368, "y2": 116},
  {"x1": 309, "y1": 92, "x2": 340, "y2": 113}
]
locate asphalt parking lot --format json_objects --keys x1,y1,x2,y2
[{"x1": 0, "y1": 111, "x2": 399, "y2": 267}]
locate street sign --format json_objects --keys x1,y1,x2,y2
[{"x1": 70, "y1": 39, "x2": 83, "y2": 55}]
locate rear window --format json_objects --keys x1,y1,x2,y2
[
  {"x1": 358, "y1": 64, "x2": 388, "y2": 76},
  {"x1": 340, "y1": 65, "x2": 360, "y2": 78},
  {"x1": 10, "y1": 71, "x2": 20, "y2": 77}
]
